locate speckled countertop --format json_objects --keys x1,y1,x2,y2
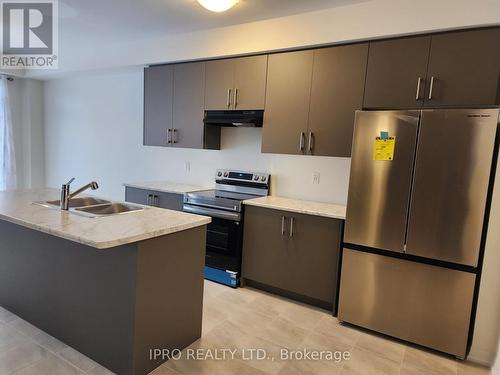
[
  {"x1": 123, "y1": 181, "x2": 211, "y2": 194},
  {"x1": 0, "y1": 188, "x2": 211, "y2": 249},
  {"x1": 244, "y1": 195, "x2": 346, "y2": 220}
]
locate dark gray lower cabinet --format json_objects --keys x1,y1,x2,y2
[
  {"x1": 242, "y1": 206, "x2": 343, "y2": 308},
  {"x1": 125, "y1": 187, "x2": 184, "y2": 211}
]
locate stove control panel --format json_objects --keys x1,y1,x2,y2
[{"x1": 216, "y1": 169, "x2": 270, "y2": 184}]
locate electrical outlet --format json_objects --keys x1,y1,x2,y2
[
  {"x1": 312, "y1": 172, "x2": 320, "y2": 185},
  {"x1": 185, "y1": 161, "x2": 191, "y2": 173}
]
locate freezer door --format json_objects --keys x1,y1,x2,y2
[
  {"x1": 406, "y1": 109, "x2": 499, "y2": 267},
  {"x1": 338, "y1": 248, "x2": 476, "y2": 358},
  {"x1": 345, "y1": 110, "x2": 420, "y2": 252}
]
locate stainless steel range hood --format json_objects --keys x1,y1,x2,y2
[{"x1": 203, "y1": 110, "x2": 264, "y2": 127}]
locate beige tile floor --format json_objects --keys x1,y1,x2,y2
[{"x1": 0, "y1": 281, "x2": 492, "y2": 375}]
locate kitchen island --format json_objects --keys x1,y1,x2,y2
[{"x1": 0, "y1": 188, "x2": 211, "y2": 375}]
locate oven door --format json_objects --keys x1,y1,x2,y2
[
  {"x1": 183, "y1": 204, "x2": 244, "y2": 272},
  {"x1": 206, "y1": 217, "x2": 243, "y2": 272}
]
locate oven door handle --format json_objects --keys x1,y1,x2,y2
[
  {"x1": 184, "y1": 199, "x2": 238, "y2": 212},
  {"x1": 183, "y1": 204, "x2": 241, "y2": 222}
]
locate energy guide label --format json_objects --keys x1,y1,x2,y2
[{"x1": 373, "y1": 136, "x2": 396, "y2": 161}]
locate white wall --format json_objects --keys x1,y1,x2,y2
[
  {"x1": 43, "y1": 67, "x2": 350, "y2": 203},
  {"x1": 8, "y1": 78, "x2": 45, "y2": 189}
]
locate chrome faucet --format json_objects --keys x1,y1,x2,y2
[{"x1": 60, "y1": 178, "x2": 99, "y2": 210}]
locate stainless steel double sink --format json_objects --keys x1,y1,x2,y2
[{"x1": 35, "y1": 197, "x2": 146, "y2": 218}]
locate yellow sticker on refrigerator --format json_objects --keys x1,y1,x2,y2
[{"x1": 374, "y1": 136, "x2": 396, "y2": 161}]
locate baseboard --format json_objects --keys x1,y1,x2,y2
[
  {"x1": 242, "y1": 278, "x2": 333, "y2": 311},
  {"x1": 467, "y1": 348, "x2": 496, "y2": 367}
]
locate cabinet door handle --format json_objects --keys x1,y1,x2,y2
[
  {"x1": 233, "y1": 88, "x2": 238, "y2": 109},
  {"x1": 227, "y1": 88, "x2": 232, "y2": 108},
  {"x1": 172, "y1": 129, "x2": 177, "y2": 144},
  {"x1": 308, "y1": 131, "x2": 314, "y2": 153},
  {"x1": 281, "y1": 216, "x2": 286, "y2": 236},
  {"x1": 289, "y1": 217, "x2": 294, "y2": 238},
  {"x1": 428, "y1": 76, "x2": 435, "y2": 100},
  {"x1": 415, "y1": 77, "x2": 422, "y2": 100},
  {"x1": 167, "y1": 129, "x2": 172, "y2": 144},
  {"x1": 299, "y1": 132, "x2": 305, "y2": 152}
]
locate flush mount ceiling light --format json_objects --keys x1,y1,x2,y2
[{"x1": 197, "y1": 0, "x2": 239, "y2": 12}]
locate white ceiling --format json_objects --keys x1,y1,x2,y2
[{"x1": 59, "y1": 0, "x2": 356, "y2": 44}]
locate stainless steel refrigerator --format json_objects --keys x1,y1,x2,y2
[{"x1": 338, "y1": 108, "x2": 499, "y2": 358}]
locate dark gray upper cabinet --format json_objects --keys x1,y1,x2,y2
[
  {"x1": 144, "y1": 27, "x2": 500, "y2": 152},
  {"x1": 172, "y1": 62, "x2": 206, "y2": 149},
  {"x1": 204, "y1": 59, "x2": 234, "y2": 110},
  {"x1": 364, "y1": 27, "x2": 500, "y2": 109},
  {"x1": 144, "y1": 65, "x2": 173, "y2": 146},
  {"x1": 364, "y1": 36, "x2": 431, "y2": 109},
  {"x1": 425, "y1": 28, "x2": 500, "y2": 107},
  {"x1": 144, "y1": 62, "x2": 220, "y2": 150},
  {"x1": 261, "y1": 50, "x2": 314, "y2": 155},
  {"x1": 263, "y1": 46, "x2": 368, "y2": 157},
  {"x1": 233, "y1": 55, "x2": 268, "y2": 110},
  {"x1": 307, "y1": 44, "x2": 369, "y2": 157},
  {"x1": 204, "y1": 56, "x2": 267, "y2": 110}
]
